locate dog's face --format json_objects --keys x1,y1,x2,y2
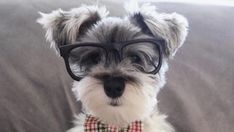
[{"x1": 38, "y1": 3, "x2": 188, "y2": 126}]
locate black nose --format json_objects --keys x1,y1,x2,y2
[{"x1": 103, "y1": 76, "x2": 125, "y2": 98}]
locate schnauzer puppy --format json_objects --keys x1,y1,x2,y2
[{"x1": 37, "y1": 2, "x2": 188, "y2": 132}]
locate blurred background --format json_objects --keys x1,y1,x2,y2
[
  {"x1": 0, "y1": 0, "x2": 233, "y2": 132},
  {"x1": 1, "y1": 0, "x2": 234, "y2": 6}
]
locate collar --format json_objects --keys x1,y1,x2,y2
[{"x1": 84, "y1": 115, "x2": 143, "y2": 132}]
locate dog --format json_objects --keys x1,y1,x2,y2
[{"x1": 37, "y1": 2, "x2": 188, "y2": 132}]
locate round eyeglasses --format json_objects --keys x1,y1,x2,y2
[{"x1": 59, "y1": 39, "x2": 163, "y2": 81}]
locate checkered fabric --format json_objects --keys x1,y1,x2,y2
[{"x1": 84, "y1": 115, "x2": 143, "y2": 132}]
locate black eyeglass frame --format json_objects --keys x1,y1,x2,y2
[{"x1": 59, "y1": 38, "x2": 164, "y2": 81}]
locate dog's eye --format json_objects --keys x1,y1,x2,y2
[
  {"x1": 128, "y1": 54, "x2": 142, "y2": 64},
  {"x1": 121, "y1": 42, "x2": 161, "y2": 74},
  {"x1": 68, "y1": 46, "x2": 106, "y2": 77},
  {"x1": 125, "y1": 52, "x2": 156, "y2": 73},
  {"x1": 80, "y1": 52, "x2": 101, "y2": 66}
]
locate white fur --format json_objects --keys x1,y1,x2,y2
[
  {"x1": 72, "y1": 72, "x2": 158, "y2": 126},
  {"x1": 37, "y1": 9, "x2": 63, "y2": 53},
  {"x1": 69, "y1": 61, "x2": 174, "y2": 132}
]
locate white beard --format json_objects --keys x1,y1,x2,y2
[{"x1": 68, "y1": 62, "x2": 174, "y2": 132}]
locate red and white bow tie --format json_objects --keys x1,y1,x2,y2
[{"x1": 84, "y1": 115, "x2": 143, "y2": 132}]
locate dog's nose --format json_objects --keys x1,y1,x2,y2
[{"x1": 103, "y1": 76, "x2": 125, "y2": 98}]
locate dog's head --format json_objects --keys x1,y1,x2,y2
[{"x1": 37, "y1": 2, "x2": 188, "y2": 126}]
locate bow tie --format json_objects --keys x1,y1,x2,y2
[{"x1": 84, "y1": 115, "x2": 143, "y2": 132}]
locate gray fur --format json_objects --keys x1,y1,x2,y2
[
  {"x1": 37, "y1": 5, "x2": 109, "y2": 52},
  {"x1": 125, "y1": 3, "x2": 188, "y2": 57}
]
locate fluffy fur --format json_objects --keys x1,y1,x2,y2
[{"x1": 38, "y1": 2, "x2": 188, "y2": 132}]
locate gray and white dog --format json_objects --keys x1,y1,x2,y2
[{"x1": 38, "y1": 2, "x2": 188, "y2": 132}]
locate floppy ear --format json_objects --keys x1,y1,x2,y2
[
  {"x1": 37, "y1": 5, "x2": 109, "y2": 53},
  {"x1": 126, "y1": 2, "x2": 188, "y2": 58}
]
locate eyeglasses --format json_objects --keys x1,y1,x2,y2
[{"x1": 59, "y1": 38, "x2": 163, "y2": 81}]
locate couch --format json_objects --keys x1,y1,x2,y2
[{"x1": 0, "y1": 0, "x2": 233, "y2": 132}]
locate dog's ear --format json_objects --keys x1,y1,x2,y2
[
  {"x1": 125, "y1": 2, "x2": 188, "y2": 58},
  {"x1": 37, "y1": 5, "x2": 109, "y2": 53}
]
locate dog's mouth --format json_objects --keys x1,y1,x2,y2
[{"x1": 109, "y1": 99, "x2": 121, "y2": 107}]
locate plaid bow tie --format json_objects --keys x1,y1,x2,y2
[{"x1": 84, "y1": 115, "x2": 143, "y2": 132}]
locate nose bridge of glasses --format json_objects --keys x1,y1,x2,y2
[
  {"x1": 105, "y1": 49, "x2": 121, "y2": 65},
  {"x1": 102, "y1": 43, "x2": 121, "y2": 65}
]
